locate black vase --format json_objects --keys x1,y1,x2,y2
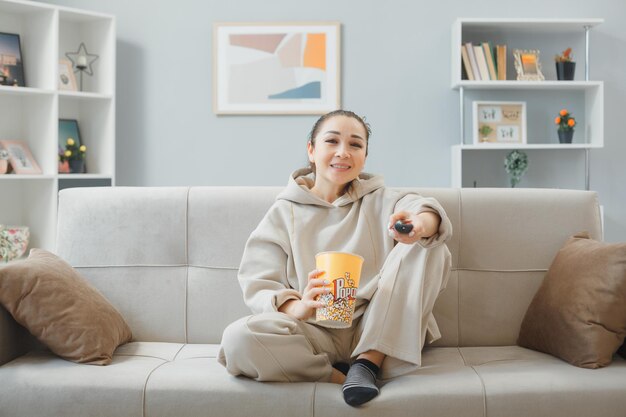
[
  {"x1": 556, "y1": 62, "x2": 576, "y2": 81},
  {"x1": 558, "y1": 130, "x2": 574, "y2": 144},
  {"x1": 69, "y1": 159, "x2": 85, "y2": 173}
]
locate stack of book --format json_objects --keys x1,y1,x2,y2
[{"x1": 461, "y1": 42, "x2": 507, "y2": 81}]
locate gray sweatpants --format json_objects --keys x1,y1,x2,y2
[{"x1": 218, "y1": 242, "x2": 451, "y2": 382}]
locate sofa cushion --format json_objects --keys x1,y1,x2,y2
[
  {"x1": 517, "y1": 233, "x2": 626, "y2": 368},
  {"x1": 0, "y1": 249, "x2": 132, "y2": 365}
]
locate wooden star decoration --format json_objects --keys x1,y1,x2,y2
[{"x1": 65, "y1": 43, "x2": 99, "y2": 76}]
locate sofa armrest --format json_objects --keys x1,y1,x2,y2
[{"x1": 0, "y1": 307, "x2": 29, "y2": 366}]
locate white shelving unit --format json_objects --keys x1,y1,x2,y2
[
  {"x1": 0, "y1": 0, "x2": 115, "y2": 251},
  {"x1": 451, "y1": 18, "x2": 604, "y2": 189}
]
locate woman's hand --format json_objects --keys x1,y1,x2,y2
[
  {"x1": 388, "y1": 210, "x2": 440, "y2": 245},
  {"x1": 278, "y1": 269, "x2": 330, "y2": 320}
]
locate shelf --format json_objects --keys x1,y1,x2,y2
[
  {"x1": 457, "y1": 18, "x2": 603, "y2": 32},
  {"x1": 453, "y1": 81, "x2": 603, "y2": 91},
  {"x1": 0, "y1": 174, "x2": 55, "y2": 180},
  {"x1": 0, "y1": 85, "x2": 55, "y2": 96},
  {"x1": 454, "y1": 143, "x2": 601, "y2": 150},
  {"x1": 58, "y1": 90, "x2": 113, "y2": 100},
  {"x1": 57, "y1": 174, "x2": 112, "y2": 180}
]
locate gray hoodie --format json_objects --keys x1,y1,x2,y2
[{"x1": 238, "y1": 168, "x2": 452, "y2": 321}]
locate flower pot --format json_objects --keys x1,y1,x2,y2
[
  {"x1": 69, "y1": 159, "x2": 85, "y2": 174},
  {"x1": 558, "y1": 130, "x2": 574, "y2": 144},
  {"x1": 58, "y1": 160, "x2": 70, "y2": 173},
  {"x1": 556, "y1": 62, "x2": 576, "y2": 81}
]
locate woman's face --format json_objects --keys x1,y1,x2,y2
[{"x1": 307, "y1": 115, "x2": 367, "y2": 193}]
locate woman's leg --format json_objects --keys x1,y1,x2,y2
[
  {"x1": 353, "y1": 242, "x2": 452, "y2": 379},
  {"x1": 218, "y1": 311, "x2": 351, "y2": 383}
]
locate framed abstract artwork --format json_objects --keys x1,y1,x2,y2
[
  {"x1": 213, "y1": 22, "x2": 341, "y2": 115},
  {"x1": 0, "y1": 32, "x2": 25, "y2": 87}
]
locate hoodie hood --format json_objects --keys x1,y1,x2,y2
[{"x1": 276, "y1": 168, "x2": 385, "y2": 207}]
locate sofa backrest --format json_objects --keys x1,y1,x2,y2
[{"x1": 56, "y1": 187, "x2": 602, "y2": 346}]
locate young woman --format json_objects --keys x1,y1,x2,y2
[{"x1": 218, "y1": 110, "x2": 452, "y2": 407}]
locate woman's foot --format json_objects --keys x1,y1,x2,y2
[
  {"x1": 330, "y1": 368, "x2": 346, "y2": 384},
  {"x1": 342, "y1": 359, "x2": 380, "y2": 406}
]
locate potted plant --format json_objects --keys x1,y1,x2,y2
[
  {"x1": 555, "y1": 48, "x2": 575, "y2": 80},
  {"x1": 555, "y1": 109, "x2": 576, "y2": 143},
  {"x1": 504, "y1": 150, "x2": 528, "y2": 188},
  {"x1": 478, "y1": 124, "x2": 494, "y2": 142},
  {"x1": 62, "y1": 137, "x2": 87, "y2": 173}
]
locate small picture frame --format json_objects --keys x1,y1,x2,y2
[
  {"x1": 58, "y1": 58, "x2": 77, "y2": 91},
  {"x1": 472, "y1": 101, "x2": 527, "y2": 145},
  {"x1": 513, "y1": 49, "x2": 545, "y2": 81},
  {"x1": 0, "y1": 140, "x2": 42, "y2": 174},
  {"x1": 0, "y1": 32, "x2": 26, "y2": 87}
]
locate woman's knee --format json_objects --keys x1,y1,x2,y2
[{"x1": 221, "y1": 312, "x2": 300, "y2": 356}]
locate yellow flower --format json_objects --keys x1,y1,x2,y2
[
  {"x1": 64, "y1": 150, "x2": 72, "y2": 157},
  {"x1": 559, "y1": 109, "x2": 568, "y2": 117},
  {"x1": 79, "y1": 145, "x2": 87, "y2": 152},
  {"x1": 66, "y1": 138, "x2": 75, "y2": 146}
]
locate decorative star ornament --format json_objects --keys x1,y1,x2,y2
[{"x1": 65, "y1": 43, "x2": 99, "y2": 76}]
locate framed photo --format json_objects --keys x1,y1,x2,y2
[
  {"x1": 58, "y1": 59, "x2": 77, "y2": 91},
  {"x1": 472, "y1": 101, "x2": 527, "y2": 145},
  {"x1": 213, "y1": 22, "x2": 341, "y2": 115},
  {"x1": 0, "y1": 140, "x2": 41, "y2": 174},
  {"x1": 0, "y1": 32, "x2": 25, "y2": 87},
  {"x1": 513, "y1": 49, "x2": 545, "y2": 81}
]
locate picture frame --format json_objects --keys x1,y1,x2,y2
[
  {"x1": 0, "y1": 140, "x2": 41, "y2": 174},
  {"x1": 0, "y1": 32, "x2": 26, "y2": 87},
  {"x1": 58, "y1": 58, "x2": 77, "y2": 91},
  {"x1": 472, "y1": 101, "x2": 527, "y2": 145},
  {"x1": 513, "y1": 49, "x2": 545, "y2": 81},
  {"x1": 58, "y1": 119, "x2": 82, "y2": 151},
  {"x1": 213, "y1": 22, "x2": 341, "y2": 115}
]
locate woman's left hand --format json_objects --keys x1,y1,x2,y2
[{"x1": 387, "y1": 211, "x2": 428, "y2": 245}]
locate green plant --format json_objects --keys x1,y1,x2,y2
[
  {"x1": 555, "y1": 109, "x2": 576, "y2": 132},
  {"x1": 504, "y1": 150, "x2": 528, "y2": 188},
  {"x1": 478, "y1": 124, "x2": 493, "y2": 137},
  {"x1": 555, "y1": 47, "x2": 573, "y2": 63}
]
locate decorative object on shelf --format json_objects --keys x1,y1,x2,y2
[
  {"x1": 0, "y1": 224, "x2": 29, "y2": 262},
  {"x1": 65, "y1": 42, "x2": 99, "y2": 91},
  {"x1": 504, "y1": 150, "x2": 528, "y2": 188},
  {"x1": 58, "y1": 119, "x2": 86, "y2": 173},
  {"x1": 213, "y1": 22, "x2": 341, "y2": 115},
  {"x1": 0, "y1": 149, "x2": 9, "y2": 174},
  {"x1": 555, "y1": 108, "x2": 576, "y2": 144},
  {"x1": 0, "y1": 32, "x2": 25, "y2": 87},
  {"x1": 555, "y1": 48, "x2": 576, "y2": 81},
  {"x1": 513, "y1": 49, "x2": 545, "y2": 81},
  {"x1": 57, "y1": 145, "x2": 70, "y2": 173},
  {"x1": 58, "y1": 58, "x2": 77, "y2": 91},
  {"x1": 473, "y1": 101, "x2": 527, "y2": 145},
  {"x1": 0, "y1": 140, "x2": 41, "y2": 174}
]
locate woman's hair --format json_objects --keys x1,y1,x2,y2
[{"x1": 308, "y1": 109, "x2": 371, "y2": 156}]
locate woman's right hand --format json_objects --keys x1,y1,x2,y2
[{"x1": 278, "y1": 269, "x2": 330, "y2": 320}]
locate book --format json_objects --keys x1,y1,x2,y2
[
  {"x1": 496, "y1": 44, "x2": 507, "y2": 80},
  {"x1": 465, "y1": 42, "x2": 481, "y2": 81},
  {"x1": 461, "y1": 44, "x2": 475, "y2": 80},
  {"x1": 473, "y1": 45, "x2": 491, "y2": 80},
  {"x1": 482, "y1": 42, "x2": 497, "y2": 81}
]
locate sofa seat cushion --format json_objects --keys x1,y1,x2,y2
[{"x1": 460, "y1": 346, "x2": 626, "y2": 417}]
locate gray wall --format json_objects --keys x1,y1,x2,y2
[{"x1": 39, "y1": 0, "x2": 626, "y2": 242}]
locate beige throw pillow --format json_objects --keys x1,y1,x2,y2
[
  {"x1": 518, "y1": 233, "x2": 626, "y2": 368},
  {"x1": 0, "y1": 249, "x2": 132, "y2": 365}
]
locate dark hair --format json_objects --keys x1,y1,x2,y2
[{"x1": 308, "y1": 110, "x2": 371, "y2": 156}]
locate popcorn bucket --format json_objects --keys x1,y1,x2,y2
[{"x1": 315, "y1": 251, "x2": 364, "y2": 329}]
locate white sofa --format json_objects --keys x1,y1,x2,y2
[{"x1": 1, "y1": 186, "x2": 624, "y2": 417}]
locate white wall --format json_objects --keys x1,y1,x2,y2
[{"x1": 38, "y1": 0, "x2": 626, "y2": 242}]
